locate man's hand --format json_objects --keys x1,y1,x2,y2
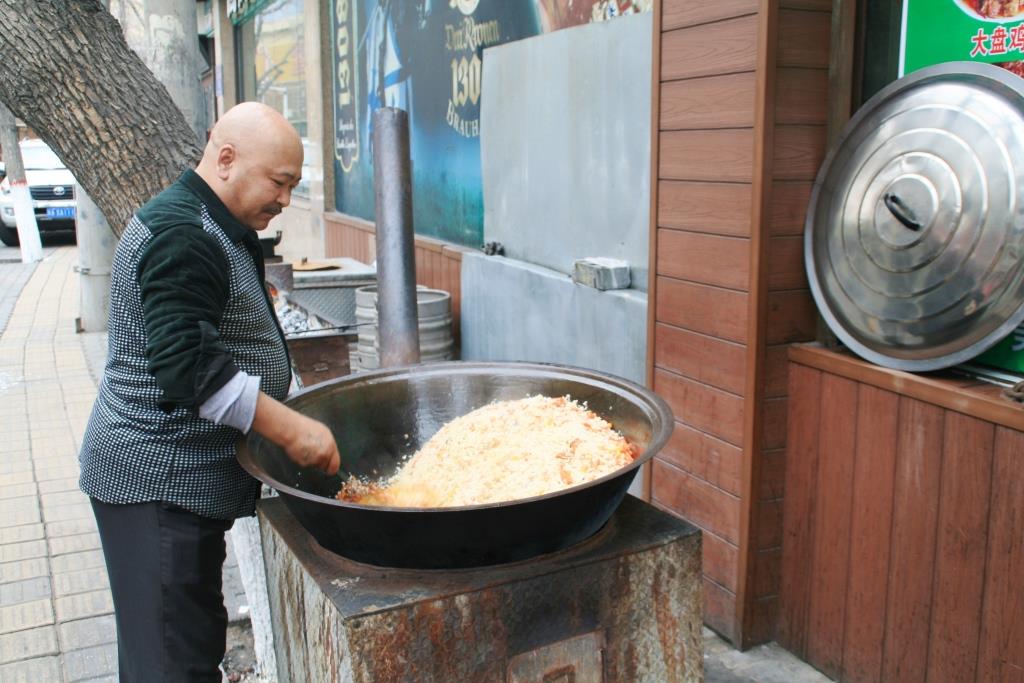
[
  {"x1": 281, "y1": 413, "x2": 341, "y2": 474},
  {"x1": 251, "y1": 392, "x2": 341, "y2": 475}
]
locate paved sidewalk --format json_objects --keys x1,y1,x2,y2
[
  {"x1": 0, "y1": 248, "x2": 114, "y2": 682},
  {"x1": 0, "y1": 248, "x2": 252, "y2": 682}
]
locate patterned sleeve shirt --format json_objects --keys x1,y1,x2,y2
[{"x1": 79, "y1": 170, "x2": 292, "y2": 520}]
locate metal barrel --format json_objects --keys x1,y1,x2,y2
[
  {"x1": 354, "y1": 286, "x2": 453, "y2": 371},
  {"x1": 372, "y1": 107, "x2": 420, "y2": 367}
]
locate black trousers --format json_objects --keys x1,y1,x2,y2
[{"x1": 90, "y1": 498, "x2": 234, "y2": 683}]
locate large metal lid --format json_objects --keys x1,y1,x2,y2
[{"x1": 806, "y1": 62, "x2": 1024, "y2": 371}]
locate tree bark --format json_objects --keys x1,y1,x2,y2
[{"x1": 0, "y1": 0, "x2": 202, "y2": 236}]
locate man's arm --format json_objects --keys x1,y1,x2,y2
[{"x1": 250, "y1": 391, "x2": 341, "y2": 475}]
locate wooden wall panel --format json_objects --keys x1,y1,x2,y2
[
  {"x1": 661, "y1": 15, "x2": 759, "y2": 81},
  {"x1": 661, "y1": 72, "x2": 757, "y2": 130},
  {"x1": 881, "y1": 399, "x2": 945, "y2": 683},
  {"x1": 652, "y1": 460, "x2": 742, "y2": 546},
  {"x1": 768, "y1": 181, "x2": 814, "y2": 236},
  {"x1": 662, "y1": 0, "x2": 757, "y2": 31},
  {"x1": 775, "y1": 67, "x2": 829, "y2": 125},
  {"x1": 766, "y1": 237, "x2": 806, "y2": 290},
  {"x1": 777, "y1": 363, "x2": 821, "y2": 655},
  {"x1": 804, "y1": 375, "x2": 857, "y2": 679},
  {"x1": 781, "y1": 349, "x2": 1024, "y2": 682},
  {"x1": 766, "y1": 290, "x2": 817, "y2": 343},
  {"x1": 772, "y1": 125, "x2": 827, "y2": 180},
  {"x1": 776, "y1": 9, "x2": 831, "y2": 68},
  {"x1": 658, "y1": 181, "x2": 752, "y2": 237},
  {"x1": 660, "y1": 129, "x2": 755, "y2": 182},
  {"x1": 703, "y1": 530, "x2": 741, "y2": 594},
  {"x1": 654, "y1": 369, "x2": 746, "y2": 447},
  {"x1": 660, "y1": 421, "x2": 743, "y2": 497},
  {"x1": 654, "y1": 323, "x2": 747, "y2": 396},
  {"x1": 926, "y1": 414, "x2": 995, "y2": 683},
  {"x1": 840, "y1": 385, "x2": 899, "y2": 683},
  {"x1": 977, "y1": 428, "x2": 1024, "y2": 681},
  {"x1": 704, "y1": 577, "x2": 738, "y2": 643},
  {"x1": 655, "y1": 277, "x2": 749, "y2": 343},
  {"x1": 657, "y1": 230, "x2": 750, "y2": 290}
]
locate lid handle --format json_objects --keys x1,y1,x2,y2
[{"x1": 883, "y1": 193, "x2": 922, "y2": 232}]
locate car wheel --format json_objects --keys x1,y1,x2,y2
[{"x1": 0, "y1": 225, "x2": 18, "y2": 247}]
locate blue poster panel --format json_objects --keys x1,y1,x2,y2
[{"x1": 331, "y1": 0, "x2": 650, "y2": 247}]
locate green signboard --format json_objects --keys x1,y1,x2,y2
[
  {"x1": 901, "y1": 0, "x2": 1024, "y2": 372},
  {"x1": 901, "y1": 0, "x2": 1024, "y2": 76}
]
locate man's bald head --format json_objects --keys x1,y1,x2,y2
[{"x1": 196, "y1": 102, "x2": 304, "y2": 231}]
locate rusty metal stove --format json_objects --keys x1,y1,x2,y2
[{"x1": 258, "y1": 494, "x2": 703, "y2": 682}]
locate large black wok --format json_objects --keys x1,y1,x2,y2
[{"x1": 237, "y1": 361, "x2": 674, "y2": 568}]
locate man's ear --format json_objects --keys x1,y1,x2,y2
[{"x1": 216, "y1": 144, "x2": 236, "y2": 181}]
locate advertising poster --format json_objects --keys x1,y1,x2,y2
[
  {"x1": 331, "y1": 0, "x2": 651, "y2": 247},
  {"x1": 901, "y1": 0, "x2": 1024, "y2": 372},
  {"x1": 901, "y1": 0, "x2": 1024, "y2": 76}
]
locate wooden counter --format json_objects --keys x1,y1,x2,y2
[{"x1": 777, "y1": 344, "x2": 1023, "y2": 683}]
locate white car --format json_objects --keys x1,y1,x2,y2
[{"x1": 0, "y1": 139, "x2": 78, "y2": 246}]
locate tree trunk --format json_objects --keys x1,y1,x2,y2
[
  {"x1": 0, "y1": 0, "x2": 202, "y2": 236},
  {"x1": 109, "y1": 0, "x2": 207, "y2": 144}
]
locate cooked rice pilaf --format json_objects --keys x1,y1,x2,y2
[{"x1": 336, "y1": 395, "x2": 637, "y2": 507}]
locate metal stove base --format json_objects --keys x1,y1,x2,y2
[{"x1": 258, "y1": 495, "x2": 703, "y2": 682}]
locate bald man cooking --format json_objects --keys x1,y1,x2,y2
[{"x1": 79, "y1": 103, "x2": 340, "y2": 682}]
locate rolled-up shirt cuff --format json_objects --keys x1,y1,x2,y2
[{"x1": 198, "y1": 370, "x2": 261, "y2": 432}]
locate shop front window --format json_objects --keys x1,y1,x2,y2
[{"x1": 237, "y1": 0, "x2": 310, "y2": 196}]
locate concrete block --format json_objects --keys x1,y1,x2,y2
[
  {"x1": 48, "y1": 533, "x2": 100, "y2": 557},
  {"x1": 0, "y1": 557, "x2": 48, "y2": 582},
  {"x1": 0, "y1": 525, "x2": 43, "y2": 546},
  {"x1": 46, "y1": 519, "x2": 97, "y2": 539},
  {"x1": 54, "y1": 590, "x2": 113, "y2": 623},
  {"x1": 50, "y1": 550, "x2": 105, "y2": 575},
  {"x1": 572, "y1": 257, "x2": 632, "y2": 290},
  {"x1": 0, "y1": 626, "x2": 58, "y2": 664},
  {"x1": 0, "y1": 655, "x2": 61, "y2": 682},
  {"x1": 259, "y1": 495, "x2": 703, "y2": 682},
  {"x1": 53, "y1": 568, "x2": 108, "y2": 598},
  {"x1": 0, "y1": 599, "x2": 53, "y2": 635},
  {"x1": 0, "y1": 541, "x2": 47, "y2": 563},
  {"x1": 58, "y1": 615, "x2": 116, "y2": 651},
  {"x1": 62, "y1": 642, "x2": 117, "y2": 681},
  {"x1": 0, "y1": 578, "x2": 51, "y2": 606}
]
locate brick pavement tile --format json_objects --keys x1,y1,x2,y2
[
  {"x1": 49, "y1": 533, "x2": 101, "y2": 556},
  {"x1": 0, "y1": 450, "x2": 32, "y2": 463},
  {"x1": 0, "y1": 655, "x2": 61, "y2": 682},
  {"x1": 0, "y1": 460, "x2": 35, "y2": 475},
  {"x1": 0, "y1": 558, "x2": 49, "y2": 582},
  {"x1": 42, "y1": 502, "x2": 92, "y2": 523},
  {"x1": 54, "y1": 589, "x2": 113, "y2": 622},
  {"x1": 0, "y1": 471, "x2": 36, "y2": 487},
  {"x1": 63, "y1": 642, "x2": 118, "y2": 681},
  {"x1": 41, "y1": 490, "x2": 89, "y2": 510},
  {"x1": 0, "y1": 498, "x2": 40, "y2": 527},
  {"x1": 38, "y1": 477, "x2": 81, "y2": 494},
  {"x1": 0, "y1": 577, "x2": 51, "y2": 607},
  {"x1": 58, "y1": 615, "x2": 115, "y2": 651},
  {"x1": 0, "y1": 483, "x2": 37, "y2": 501},
  {"x1": 0, "y1": 598, "x2": 53, "y2": 634},
  {"x1": 34, "y1": 464, "x2": 81, "y2": 482},
  {"x1": 79, "y1": 676, "x2": 118, "y2": 683},
  {"x1": 53, "y1": 568, "x2": 108, "y2": 598},
  {"x1": 0, "y1": 625, "x2": 58, "y2": 664},
  {"x1": 46, "y1": 519, "x2": 97, "y2": 539},
  {"x1": 0, "y1": 524, "x2": 43, "y2": 545},
  {"x1": 0, "y1": 540, "x2": 47, "y2": 563},
  {"x1": 51, "y1": 550, "x2": 105, "y2": 575}
]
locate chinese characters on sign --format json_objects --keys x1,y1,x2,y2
[{"x1": 968, "y1": 24, "x2": 1024, "y2": 56}]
